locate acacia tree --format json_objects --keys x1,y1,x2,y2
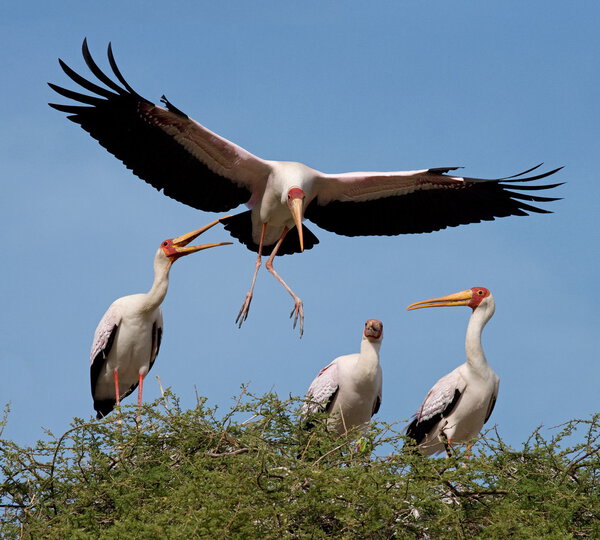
[{"x1": 1, "y1": 392, "x2": 598, "y2": 539}]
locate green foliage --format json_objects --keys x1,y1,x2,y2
[{"x1": 1, "y1": 390, "x2": 598, "y2": 539}]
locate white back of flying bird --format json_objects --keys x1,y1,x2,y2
[
  {"x1": 303, "y1": 319, "x2": 383, "y2": 435},
  {"x1": 50, "y1": 40, "x2": 562, "y2": 336},
  {"x1": 406, "y1": 287, "x2": 499, "y2": 456}
]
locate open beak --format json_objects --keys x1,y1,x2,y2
[
  {"x1": 288, "y1": 198, "x2": 304, "y2": 252},
  {"x1": 172, "y1": 216, "x2": 233, "y2": 257},
  {"x1": 407, "y1": 289, "x2": 473, "y2": 310}
]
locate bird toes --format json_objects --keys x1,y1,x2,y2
[
  {"x1": 289, "y1": 300, "x2": 304, "y2": 337},
  {"x1": 236, "y1": 293, "x2": 253, "y2": 327}
]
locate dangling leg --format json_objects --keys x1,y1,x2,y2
[
  {"x1": 265, "y1": 227, "x2": 304, "y2": 337},
  {"x1": 236, "y1": 223, "x2": 267, "y2": 327}
]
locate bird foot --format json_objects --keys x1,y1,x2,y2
[
  {"x1": 236, "y1": 292, "x2": 253, "y2": 328},
  {"x1": 289, "y1": 299, "x2": 304, "y2": 337}
]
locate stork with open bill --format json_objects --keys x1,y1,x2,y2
[{"x1": 90, "y1": 217, "x2": 231, "y2": 420}]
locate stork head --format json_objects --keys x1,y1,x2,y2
[
  {"x1": 160, "y1": 217, "x2": 232, "y2": 264},
  {"x1": 286, "y1": 187, "x2": 306, "y2": 252},
  {"x1": 407, "y1": 286, "x2": 492, "y2": 312},
  {"x1": 363, "y1": 319, "x2": 384, "y2": 342}
]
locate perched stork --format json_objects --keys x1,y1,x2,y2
[
  {"x1": 405, "y1": 287, "x2": 499, "y2": 456},
  {"x1": 302, "y1": 319, "x2": 383, "y2": 435},
  {"x1": 90, "y1": 218, "x2": 230, "y2": 419},
  {"x1": 50, "y1": 40, "x2": 563, "y2": 336}
]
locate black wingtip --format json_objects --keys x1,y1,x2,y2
[
  {"x1": 160, "y1": 95, "x2": 189, "y2": 118},
  {"x1": 429, "y1": 166, "x2": 463, "y2": 175}
]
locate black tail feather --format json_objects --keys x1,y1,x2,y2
[{"x1": 221, "y1": 211, "x2": 319, "y2": 256}]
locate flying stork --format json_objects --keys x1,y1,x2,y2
[
  {"x1": 50, "y1": 40, "x2": 563, "y2": 336},
  {"x1": 90, "y1": 218, "x2": 230, "y2": 419},
  {"x1": 302, "y1": 319, "x2": 383, "y2": 435},
  {"x1": 405, "y1": 287, "x2": 499, "y2": 456}
]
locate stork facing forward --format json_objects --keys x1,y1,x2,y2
[
  {"x1": 90, "y1": 218, "x2": 230, "y2": 419},
  {"x1": 302, "y1": 319, "x2": 383, "y2": 435},
  {"x1": 405, "y1": 287, "x2": 499, "y2": 456},
  {"x1": 50, "y1": 40, "x2": 563, "y2": 336}
]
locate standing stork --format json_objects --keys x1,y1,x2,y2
[
  {"x1": 302, "y1": 319, "x2": 383, "y2": 435},
  {"x1": 50, "y1": 40, "x2": 563, "y2": 336},
  {"x1": 90, "y1": 218, "x2": 230, "y2": 419},
  {"x1": 405, "y1": 287, "x2": 499, "y2": 456}
]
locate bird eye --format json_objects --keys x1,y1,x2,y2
[
  {"x1": 162, "y1": 241, "x2": 168, "y2": 246},
  {"x1": 478, "y1": 290, "x2": 484, "y2": 295}
]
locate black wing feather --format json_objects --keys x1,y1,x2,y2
[
  {"x1": 372, "y1": 395, "x2": 382, "y2": 416},
  {"x1": 484, "y1": 395, "x2": 497, "y2": 425},
  {"x1": 49, "y1": 40, "x2": 251, "y2": 212},
  {"x1": 406, "y1": 388, "x2": 462, "y2": 445},
  {"x1": 220, "y1": 210, "x2": 320, "y2": 256},
  {"x1": 305, "y1": 168, "x2": 563, "y2": 237}
]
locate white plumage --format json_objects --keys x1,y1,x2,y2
[
  {"x1": 90, "y1": 219, "x2": 230, "y2": 419},
  {"x1": 406, "y1": 287, "x2": 499, "y2": 456},
  {"x1": 303, "y1": 319, "x2": 383, "y2": 435}
]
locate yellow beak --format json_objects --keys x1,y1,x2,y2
[
  {"x1": 407, "y1": 289, "x2": 474, "y2": 310},
  {"x1": 172, "y1": 216, "x2": 233, "y2": 256},
  {"x1": 288, "y1": 198, "x2": 304, "y2": 252}
]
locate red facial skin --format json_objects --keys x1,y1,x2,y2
[
  {"x1": 160, "y1": 239, "x2": 182, "y2": 261},
  {"x1": 469, "y1": 287, "x2": 491, "y2": 309},
  {"x1": 287, "y1": 187, "x2": 305, "y2": 202},
  {"x1": 364, "y1": 319, "x2": 383, "y2": 340}
]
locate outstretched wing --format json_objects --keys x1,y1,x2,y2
[
  {"x1": 301, "y1": 360, "x2": 340, "y2": 420},
  {"x1": 406, "y1": 369, "x2": 466, "y2": 444},
  {"x1": 49, "y1": 39, "x2": 272, "y2": 212},
  {"x1": 306, "y1": 165, "x2": 563, "y2": 236}
]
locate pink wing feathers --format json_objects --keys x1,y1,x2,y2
[
  {"x1": 302, "y1": 360, "x2": 340, "y2": 419},
  {"x1": 406, "y1": 369, "x2": 466, "y2": 444}
]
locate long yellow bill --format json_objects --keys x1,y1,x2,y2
[
  {"x1": 288, "y1": 198, "x2": 304, "y2": 252},
  {"x1": 172, "y1": 216, "x2": 233, "y2": 255},
  {"x1": 407, "y1": 289, "x2": 474, "y2": 310}
]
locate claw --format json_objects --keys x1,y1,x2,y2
[
  {"x1": 236, "y1": 293, "x2": 253, "y2": 328},
  {"x1": 289, "y1": 299, "x2": 304, "y2": 337}
]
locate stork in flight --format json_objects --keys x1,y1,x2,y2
[
  {"x1": 302, "y1": 319, "x2": 383, "y2": 435},
  {"x1": 405, "y1": 287, "x2": 499, "y2": 456},
  {"x1": 50, "y1": 40, "x2": 563, "y2": 336},
  {"x1": 90, "y1": 218, "x2": 230, "y2": 419}
]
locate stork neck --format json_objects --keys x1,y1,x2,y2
[
  {"x1": 142, "y1": 252, "x2": 172, "y2": 312},
  {"x1": 355, "y1": 337, "x2": 381, "y2": 378},
  {"x1": 465, "y1": 306, "x2": 490, "y2": 371}
]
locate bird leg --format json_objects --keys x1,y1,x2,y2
[
  {"x1": 136, "y1": 373, "x2": 144, "y2": 423},
  {"x1": 113, "y1": 369, "x2": 123, "y2": 429},
  {"x1": 465, "y1": 442, "x2": 473, "y2": 459},
  {"x1": 113, "y1": 369, "x2": 121, "y2": 408},
  {"x1": 265, "y1": 226, "x2": 304, "y2": 337},
  {"x1": 236, "y1": 223, "x2": 267, "y2": 328}
]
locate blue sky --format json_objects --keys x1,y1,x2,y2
[{"x1": 1, "y1": 2, "x2": 598, "y2": 450}]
